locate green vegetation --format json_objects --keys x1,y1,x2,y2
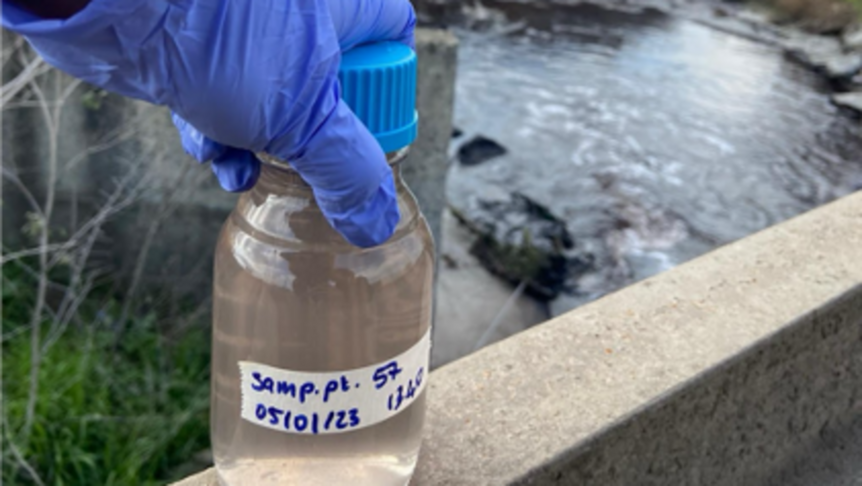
[
  {"x1": 2, "y1": 263, "x2": 212, "y2": 486},
  {"x1": 847, "y1": 0, "x2": 862, "y2": 11},
  {"x1": 765, "y1": 0, "x2": 862, "y2": 29}
]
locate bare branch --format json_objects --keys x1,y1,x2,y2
[
  {"x1": 58, "y1": 78, "x2": 83, "y2": 106},
  {"x1": 62, "y1": 127, "x2": 139, "y2": 173},
  {"x1": 1, "y1": 55, "x2": 48, "y2": 107},
  {"x1": 4, "y1": 256, "x2": 69, "y2": 294},
  {"x1": 55, "y1": 190, "x2": 137, "y2": 259},
  {"x1": 474, "y1": 280, "x2": 528, "y2": 351},
  {"x1": 163, "y1": 295, "x2": 211, "y2": 338},
  {"x1": 3, "y1": 39, "x2": 179, "y2": 482},
  {"x1": 2, "y1": 416, "x2": 46, "y2": 486},
  {"x1": 2, "y1": 324, "x2": 34, "y2": 344},
  {"x1": 42, "y1": 273, "x2": 95, "y2": 353},
  {"x1": 116, "y1": 152, "x2": 186, "y2": 338},
  {"x1": 1, "y1": 35, "x2": 26, "y2": 69},
  {"x1": 1, "y1": 165, "x2": 45, "y2": 218},
  {"x1": 2, "y1": 100, "x2": 69, "y2": 110},
  {"x1": 47, "y1": 170, "x2": 143, "y2": 351},
  {"x1": 22, "y1": 70, "x2": 61, "y2": 445},
  {"x1": 0, "y1": 243, "x2": 75, "y2": 265}
]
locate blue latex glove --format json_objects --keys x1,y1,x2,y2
[{"x1": 2, "y1": 0, "x2": 416, "y2": 248}]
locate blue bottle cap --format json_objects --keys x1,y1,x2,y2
[{"x1": 338, "y1": 42, "x2": 418, "y2": 154}]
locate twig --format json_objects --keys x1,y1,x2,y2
[
  {"x1": 53, "y1": 188, "x2": 138, "y2": 265},
  {"x1": 62, "y1": 124, "x2": 139, "y2": 174},
  {"x1": 53, "y1": 168, "x2": 140, "y2": 318},
  {"x1": 21, "y1": 70, "x2": 59, "y2": 445},
  {"x1": 1, "y1": 243, "x2": 72, "y2": 265},
  {"x1": 165, "y1": 296, "x2": 212, "y2": 338},
  {"x1": 0, "y1": 243, "x2": 67, "y2": 296},
  {"x1": 5, "y1": 168, "x2": 140, "y2": 270},
  {"x1": 2, "y1": 416, "x2": 46, "y2": 486},
  {"x1": 57, "y1": 78, "x2": 82, "y2": 107},
  {"x1": 42, "y1": 274, "x2": 95, "y2": 353},
  {"x1": 1, "y1": 35, "x2": 26, "y2": 69},
  {"x1": 1, "y1": 165, "x2": 45, "y2": 218},
  {"x1": 0, "y1": 55, "x2": 48, "y2": 107},
  {"x1": 474, "y1": 280, "x2": 528, "y2": 351},
  {"x1": 115, "y1": 156, "x2": 188, "y2": 340},
  {"x1": 1, "y1": 100, "x2": 68, "y2": 110},
  {"x1": 2, "y1": 324, "x2": 34, "y2": 343}
]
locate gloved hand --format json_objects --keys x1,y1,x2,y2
[{"x1": 2, "y1": 0, "x2": 416, "y2": 248}]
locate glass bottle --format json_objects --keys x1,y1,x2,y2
[{"x1": 210, "y1": 43, "x2": 433, "y2": 486}]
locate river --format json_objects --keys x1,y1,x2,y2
[{"x1": 444, "y1": 2, "x2": 862, "y2": 314}]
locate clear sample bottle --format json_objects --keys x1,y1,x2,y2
[{"x1": 210, "y1": 43, "x2": 433, "y2": 486}]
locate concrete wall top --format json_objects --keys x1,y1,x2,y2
[{"x1": 413, "y1": 191, "x2": 862, "y2": 485}]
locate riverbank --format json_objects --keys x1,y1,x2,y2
[
  {"x1": 712, "y1": 0, "x2": 862, "y2": 111},
  {"x1": 757, "y1": 0, "x2": 860, "y2": 34}
]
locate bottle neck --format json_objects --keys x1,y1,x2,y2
[
  {"x1": 252, "y1": 149, "x2": 408, "y2": 198},
  {"x1": 233, "y1": 148, "x2": 420, "y2": 249}
]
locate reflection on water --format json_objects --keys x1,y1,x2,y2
[{"x1": 447, "y1": 4, "x2": 862, "y2": 312}]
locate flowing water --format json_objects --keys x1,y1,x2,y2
[{"x1": 445, "y1": 3, "x2": 862, "y2": 313}]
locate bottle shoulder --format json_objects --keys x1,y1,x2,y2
[{"x1": 215, "y1": 189, "x2": 434, "y2": 291}]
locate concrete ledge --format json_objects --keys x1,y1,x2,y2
[
  {"x1": 416, "y1": 191, "x2": 862, "y2": 485},
  {"x1": 408, "y1": 28, "x2": 458, "y2": 243},
  {"x1": 172, "y1": 193, "x2": 862, "y2": 485}
]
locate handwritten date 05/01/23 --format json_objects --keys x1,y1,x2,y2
[{"x1": 255, "y1": 404, "x2": 360, "y2": 434}]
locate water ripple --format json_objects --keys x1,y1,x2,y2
[{"x1": 447, "y1": 4, "x2": 862, "y2": 311}]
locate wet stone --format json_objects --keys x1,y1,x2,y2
[
  {"x1": 832, "y1": 91, "x2": 862, "y2": 113},
  {"x1": 786, "y1": 34, "x2": 843, "y2": 68},
  {"x1": 823, "y1": 52, "x2": 862, "y2": 81},
  {"x1": 457, "y1": 135, "x2": 508, "y2": 166},
  {"x1": 843, "y1": 28, "x2": 862, "y2": 51},
  {"x1": 451, "y1": 193, "x2": 593, "y2": 299}
]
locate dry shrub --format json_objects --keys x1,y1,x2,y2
[{"x1": 765, "y1": 0, "x2": 860, "y2": 33}]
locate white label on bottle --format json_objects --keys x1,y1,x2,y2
[{"x1": 239, "y1": 329, "x2": 431, "y2": 435}]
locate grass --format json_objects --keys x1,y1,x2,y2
[{"x1": 2, "y1": 263, "x2": 212, "y2": 486}]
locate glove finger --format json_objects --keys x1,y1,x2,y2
[
  {"x1": 268, "y1": 97, "x2": 399, "y2": 248},
  {"x1": 211, "y1": 148, "x2": 261, "y2": 193},
  {"x1": 327, "y1": 0, "x2": 416, "y2": 51},
  {"x1": 171, "y1": 112, "x2": 228, "y2": 163},
  {"x1": 173, "y1": 113, "x2": 258, "y2": 192}
]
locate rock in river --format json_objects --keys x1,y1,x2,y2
[
  {"x1": 451, "y1": 193, "x2": 593, "y2": 299},
  {"x1": 832, "y1": 91, "x2": 862, "y2": 113},
  {"x1": 457, "y1": 135, "x2": 508, "y2": 166},
  {"x1": 824, "y1": 52, "x2": 862, "y2": 81},
  {"x1": 843, "y1": 27, "x2": 862, "y2": 51},
  {"x1": 786, "y1": 34, "x2": 862, "y2": 80}
]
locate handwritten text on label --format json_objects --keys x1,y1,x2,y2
[{"x1": 239, "y1": 329, "x2": 431, "y2": 435}]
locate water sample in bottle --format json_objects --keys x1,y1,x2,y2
[{"x1": 210, "y1": 43, "x2": 433, "y2": 486}]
